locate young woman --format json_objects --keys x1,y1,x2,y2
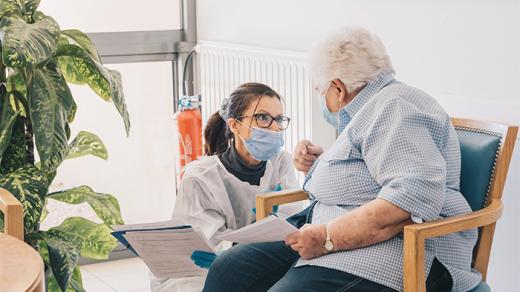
[{"x1": 150, "y1": 83, "x2": 299, "y2": 292}]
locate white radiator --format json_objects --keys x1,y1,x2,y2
[{"x1": 195, "y1": 42, "x2": 316, "y2": 156}]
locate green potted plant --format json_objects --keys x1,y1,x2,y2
[{"x1": 0, "y1": 0, "x2": 131, "y2": 291}]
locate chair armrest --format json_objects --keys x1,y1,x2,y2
[
  {"x1": 403, "y1": 199, "x2": 503, "y2": 292},
  {"x1": 255, "y1": 189, "x2": 309, "y2": 221},
  {"x1": 0, "y1": 188, "x2": 24, "y2": 241}
]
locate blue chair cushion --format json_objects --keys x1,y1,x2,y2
[
  {"x1": 469, "y1": 281, "x2": 491, "y2": 292},
  {"x1": 456, "y1": 128, "x2": 501, "y2": 211}
]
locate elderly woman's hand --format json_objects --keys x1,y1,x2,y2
[
  {"x1": 293, "y1": 140, "x2": 323, "y2": 174},
  {"x1": 285, "y1": 224, "x2": 329, "y2": 260}
]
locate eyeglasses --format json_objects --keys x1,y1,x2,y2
[{"x1": 237, "y1": 113, "x2": 291, "y2": 130}]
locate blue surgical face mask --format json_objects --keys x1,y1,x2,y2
[
  {"x1": 237, "y1": 121, "x2": 284, "y2": 161},
  {"x1": 319, "y1": 83, "x2": 340, "y2": 129}
]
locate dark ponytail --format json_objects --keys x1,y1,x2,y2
[
  {"x1": 204, "y1": 112, "x2": 230, "y2": 155},
  {"x1": 203, "y1": 83, "x2": 281, "y2": 155}
]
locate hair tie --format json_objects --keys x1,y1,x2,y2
[{"x1": 218, "y1": 98, "x2": 231, "y2": 120}]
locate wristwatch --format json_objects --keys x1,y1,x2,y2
[{"x1": 324, "y1": 224, "x2": 334, "y2": 252}]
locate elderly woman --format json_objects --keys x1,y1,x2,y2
[{"x1": 202, "y1": 27, "x2": 481, "y2": 292}]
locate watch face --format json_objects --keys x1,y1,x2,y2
[{"x1": 325, "y1": 240, "x2": 333, "y2": 251}]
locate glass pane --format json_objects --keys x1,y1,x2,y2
[
  {"x1": 39, "y1": 0, "x2": 181, "y2": 32},
  {"x1": 42, "y1": 62, "x2": 177, "y2": 228}
]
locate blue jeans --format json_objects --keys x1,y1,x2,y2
[
  {"x1": 204, "y1": 205, "x2": 452, "y2": 291},
  {"x1": 203, "y1": 241, "x2": 398, "y2": 292}
]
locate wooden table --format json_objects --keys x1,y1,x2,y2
[{"x1": 0, "y1": 233, "x2": 45, "y2": 292}]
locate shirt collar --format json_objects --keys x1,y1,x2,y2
[
  {"x1": 218, "y1": 143, "x2": 267, "y2": 186},
  {"x1": 338, "y1": 72, "x2": 396, "y2": 133}
]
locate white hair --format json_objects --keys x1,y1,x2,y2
[{"x1": 309, "y1": 26, "x2": 395, "y2": 91}]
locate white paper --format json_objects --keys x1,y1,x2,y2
[
  {"x1": 112, "y1": 218, "x2": 188, "y2": 232},
  {"x1": 217, "y1": 215, "x2": 298, "y2": 244},
  {"x1": 124, "y1": 228, "x2": 215, "y2": 278}
]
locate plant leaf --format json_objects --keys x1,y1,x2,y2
[
  {"x1": 47, "y1": 266, "x2": 86, "y2": 292},
  {"x1": 5, "y1": 68, "x2": 27, "y2": 97},
  {"x1": 29, "y1": 63, "x2": 73, "y2": 172},
  {"x1": 67, "y1": 131, "x2": 107, "y2": 160},
  {"x1": 9, "y1": 88, "x2": 29, "y2": 114},
  {"x1": 48, "y1": 185, "x2": 123, "y2": 226},
  {"x1": 67, "y1": 100, "x2": 76, "y2": 123},
  {"x1": 0, "y1": 116, "x2": 28, "y2": 174},
  {"x1": 38, "y1": 238, "x2": 49, "y2": 264},
  {"x1": 56, "y1": 44, "x2": 130, "y2": 135},
  {"x1": 0, "y1": 103, "x2": 18, "y2": 162},
  {"x1": 41, "y1": 229, "x2": 82, "y2": 292},
  {"x1": 65, "y1": 122, "x2": 71, "y2": 139},
  {"x1": 47, "y1": 277, "x2": 65, "y2": 292},
  {"x1": 0, "y1": 164, "x2": 48, "y2": 231},
  {"x1": 52, "y1": 217, "x2": 118, "y2": 260},
  {"x1": 69, "y1": 266, "x2": 86, "y2": 292},
  {"x1": 0, "y1": 0, "x2": 22, "y2": 19},
  {"x1": 109, "y1": 69, "x2": 130, "y2": 135},
  {"x1": 23, "y1": 0, "x2": 40, "y2": 16},
  {"x1": 46, "y1": 169, "x2": 57, "y2": 187},
  {"x1": 69, "y1": 279, "x2": 86, "y2": 292},
  {"x1": 56, "y1": 44, "x2": 105, "y2": 96},
  {"x1": 40, "y1": 235, "x2": 88, "y2": 292},
  {"x1": 61, "y1": 29, "x2": 101, "y2": 63},
  {"x1": 0, "y1": 90, "x2": 18, "y2": 163},
  {"x1": 39, "y1": 201, "x2": 48, "y2": 222},
  {"x1": 0, "y1": 15, "x2": 60, "y2": 67}
]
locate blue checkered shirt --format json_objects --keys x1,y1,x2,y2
[{"x1": 296, "y1": 72, "x2": 482, "y2": 291}]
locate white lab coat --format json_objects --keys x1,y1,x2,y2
[{"x1": 150, "y1": 150, "x2": 300, "y2": 292}]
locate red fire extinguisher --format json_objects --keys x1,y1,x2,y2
[{"x1": 176, "y1": 95, "x2": 203, "y2": 168}]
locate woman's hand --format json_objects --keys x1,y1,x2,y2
[
  {"x1": 293, "y1": 140, "x2": 324, "y2": 174},
  {"x1": 285, "y1": 224, "x2": 328, "y2": 260}
]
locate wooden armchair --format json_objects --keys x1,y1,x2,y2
[
  {"x1": 0, "y1": 187, "x2": 44, "y2": 292},
  {"x1": 0, "y1": 187, "x2": 24, "y2": 240},
  {"x1": 256, "y1": 118, "x2": 518, "y2": 292}
]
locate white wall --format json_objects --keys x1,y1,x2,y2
[
  {"x1": 39, "y1": 0, "x2": 181, "y2": 32},
  {"x1": 196, "y1": 0, "x2": 520, "y2": 290}
]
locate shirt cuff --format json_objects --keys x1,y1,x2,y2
[
  {"x1": 411, "y1": 215, "x2": 423, "y2": 224},
  {"x1": 378, "y1": 185, "x2": 441, "y2": 222}
]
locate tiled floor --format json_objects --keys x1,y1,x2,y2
[{"x1": 80, "y1": 258, "x2": 152, "y2": 292}]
